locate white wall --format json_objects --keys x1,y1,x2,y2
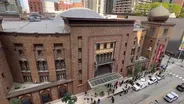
[{"x1": 43, "y1": 1, "x2": 55, "y2": 13}]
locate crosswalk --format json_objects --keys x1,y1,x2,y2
[{"x1": 167, "y1": 71, "x2": 184, "y2": 81}]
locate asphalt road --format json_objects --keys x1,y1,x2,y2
[{"x1": 101, "y1": 56, "x2": 184, "y2": 104}]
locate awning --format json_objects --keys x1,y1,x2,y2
[{"x1": 88, "y1": 73, "x2": 123, "y2": 89}]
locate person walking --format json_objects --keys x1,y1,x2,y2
[
  {"x1": 111, "y1": 96, "x2": 115, "y2": 103},
  {"x1": 97, "y1": 99, "x2": 100, "y2": 104}
]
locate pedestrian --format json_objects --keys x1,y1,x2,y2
[
  {"x1": 112, "y1": 89, "x2": 115, "y2": 94},
  {"x1": 111, "y1": 96, "x2": 115, "y2": 103},
  {"x1": 93, "y1": 100, "x2": 96, "y2": 104},
  {"x1": 97, "y1": 99, "x2": 100, "y2": 104},
  {"x1": 155, "y1": 100, "x2": 159, "y2": 103}
]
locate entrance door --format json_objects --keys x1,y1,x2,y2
[{"x1": 95, "y1": 64, "x2": 112, "y2": 77}]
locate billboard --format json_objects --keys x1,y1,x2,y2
[
  {"x1": 179, "y1": 35, "x2": 184, "y2": 51},
  {"x1": 155, "y1": 44, "x2": 164, "y2": 63}
]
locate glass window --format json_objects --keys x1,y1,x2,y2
[
  {"x1": 104, "y1": 43, "x2": 107, "y2": 49},
  {"x1": 96, "y1": 43, "x2": 100, "y2": 50},
  {"x1": 163, "y1": 28, "x2": 168, "y2": 35},
  {"x1": 150, "y1": 28, "x2": 156, "y2": 35},
  {"x1": 110, "y1": 42, "x2": 113, "y2": 48}
]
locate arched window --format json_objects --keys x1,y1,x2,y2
[
  {"x1": 40, "y1": 90, "x2": 51, "y2": 104},
  {"x1": 55, "y1": 59, "x2": 65, "y2": 70},
  {"x1": 58, "y1": 85, "x2": 67, "y2": 98},
  {"x1": 37, "y1": 59, "x2": 48, "y2": 71},
  {"x1": 96, "y1": 43, "x2": 100, "y2": 50},
  {"x1": 20, "y1": 95, "x2": 32, "y2": 104},
  {"x1": 19, "y1": 58, "x2": 29, "y2": 71}
]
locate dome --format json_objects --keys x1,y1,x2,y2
[
  {"x1": 147, "y1": 5, "x2": 170, "y2": 22},
  {"x1": 59, "y1": 8, "x2": 103, "y2": 18}
]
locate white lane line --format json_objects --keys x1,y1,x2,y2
[
  {"x1": 175, "y1": 75, "x2": 179, "y2": 78},
  {"x1": 179, "y1": 77, "x2": 182, "y2": 79},
  {"x1": 169, "y1": 72, "x2": 172, "y2": 75},
  {"x1": 173, "y1": 74, "x2": 176, "y2": 76},
  {"x1": 182, "y1": 79, "x2": 184, "y2": 81}
]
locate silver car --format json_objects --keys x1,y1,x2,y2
[{"x1": 163, "y1": 92, "x2": 178, "y2": 103}]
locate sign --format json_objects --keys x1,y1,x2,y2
[
  {"x1": 179, "y1": 35, "x2": 184, "y2": 51},
  {"x1": 155, "y1": 44, "x2": 164, "y2": 63}
]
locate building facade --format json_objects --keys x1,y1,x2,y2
[
  {"x1": 113, "y1": 0, "x2": 132, "y2": 14},
  {"x1": 0, "y1": 7, "x2": 175, "y2": 104},
  {"x1": 28, "y1": 0, "x2": 43, "y2": 14}
]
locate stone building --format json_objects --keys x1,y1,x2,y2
[{"x1": 0, "y1": 6, "x2": 175, "y2": 104}]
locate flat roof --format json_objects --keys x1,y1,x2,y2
[{"x1": 2, "y1": 16, "x2": 67, "y2": 34}]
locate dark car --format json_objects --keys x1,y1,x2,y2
[{"x1": 176, "y1": 84, "x2": 184, "y2": 92}]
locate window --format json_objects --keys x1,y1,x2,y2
[
  {"x1": 78, "y1": 48, "x2": 82, "y2": 52},
  {"x1": 150, "y1": 40, "x2": 153, "y2": 42},
  {"x1": 55, "y1": 60, "x2": 65, "y2": 70},
  {"x1": 96, "y1": 43, "x2": 100, "y2": 50},
  {"x1": 131, "y1": 57, "x2": 133, "y2": 63},
  {"x1": 1, "y1": 73, "x2": 4, "y2": 78},
  {"x1": 57, "y1": 73, "x2": 66, "y2": 80},
  {"x1": 40, "y1": 76, "x2": 49, "y2": 82},
  {"x1": 122, "y1": 60, "x2": 124, "y2": 64},
  {"x1": 163, "y1": 28, "x2": 168, "y2": 35},
  {"x1": 110, "y1": 42, "x2": 113, "y2": 48},
  {"x1": 136, "y1": 46, "x2": 140, "y2": 53},
  {"x1": 38, "y1": 50, "x2": 43, "y2": 55},
  {"x1": 150, "y1": 28, "x2": 156, "y2": 35},
  {"x1": 125, "y1": 43, "x2": 127, "y2": 47},
  {"x1": 124, "y1": 51, "x2": 126, "y2": 55},
  {"x1": 78, "y1": 59, "x2": 82, "y2": 63},
  {"x1": 19, "y1": 61, "x2": 29, "y2": 71},
  {"x1": 136, "y1": 55, "x2": 139, "y2": 60},
  {"x1": 78, "y1": 36, "x2": 82, "y2": 39},
  {"x1": 134, "y1": 40, "x2": 136, "y2": 45},
  {"x1": 127, "y1": 34, "x2": 129, "y2": 36},
  {"x1": 18, "y1": 50, "x2": 24, "y2": 55},
  {"x1": 57, "y1": 49, "x2": 62, "y2": 55},
  {"x1": 131, "y1": 48, "x2": 135, "y2": 55},
  {"x1": 23, "y1": 76, "x2": 32, "y2": 82},
  {"x1": 104, "y1": 43, "x2": 107, "y2": 49},
  {"x1": 37, "y1": 61, "x2": 48, "y2": 71}
]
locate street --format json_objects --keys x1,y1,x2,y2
[{"x1": 100, "y1": 56, "x2": 184, "y2": 104}]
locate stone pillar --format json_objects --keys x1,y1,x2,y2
[
  {"x1": 32, "y1": 92, "x2": 41, "y2": 104},
  {"x1": 51, "y1": 86, "x2": 59, "y2": 100}
]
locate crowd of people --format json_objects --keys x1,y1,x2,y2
[{"x1": 83, "y1": 80, "x2": 133, "y2": 104}]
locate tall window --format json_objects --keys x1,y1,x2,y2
[
  {"x1": 55, "y1": 60, "x2": 65, "y2": 70},
  {"x1": 19, "y1": 61, "x2": 29, "y2": 71},
  {"x1": 150, "y1": 28, "x2": 156, "y2": 35},
  {"x1": 104, "y1": 43, "x2": 107, "y2": 49},
  {"x1": 110, "y1": 42, "x2": 113, "y2": 48},
  {"x1": 14, "y1": 43, "x2": 24, "y2": 55},
  {"x1": 37, "y1": 61, "x2": 48, "y2": 71},
  {"x1": 163, "y1": 28, "x2": 168, "y2": 36},
  {"x1": 96, "y1": 43, "x2": 100, "y2": 50}
]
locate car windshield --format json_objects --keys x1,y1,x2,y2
[
  {"x1": 136, "y1": 83, "x2": 140, "y2": 86},
  {"x1": 166, "y1": 95, "x2": 172, "y2": 100}
]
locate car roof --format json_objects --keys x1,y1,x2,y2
[
  {"x1": 166, "y1": 93, "x2": 175, "y2": 98},
  {"x1": 170, "y1": 92, "x2": 178, "y2": 97}
]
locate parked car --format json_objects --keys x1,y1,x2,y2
[
  {"x1": 28, "y1": 12, "x2": 41, "y2": 22},
  {"x1": 147, "y1": 79, "x2": 154, "y2": 85},
  {"x1": 156, "y1": 76, "x2": 161, "y2": 81},
  {"x1": 149, "y1": 76, "x2": 158, "y2": 83},
  {"x1": 158, "y1": 74, "x2": 165, "y2": 79},
  {"x1": 163, "y1": 92, "x2": 178, "y2": 103},
  {"x1": 132, "y1": 81, "x2": 148, "y2": 91},
  {"x1": 176, "y1": 84, "x2": 184, "y2": 92}
]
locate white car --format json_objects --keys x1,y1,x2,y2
[
  {"x1": 156, "y1": 76, "x2": 161, "y2": 81},
  {"x1": 147, "y1": 79, "x2": 154, "y2": 85},
  {"x1": 163, "y1": 92, "x2": 179, "y2": 103},
  {"x1": 132, "y1": 81, "x2": 148, "y2": 91},
  {"x1": 149, "y1": 76, "x2": 158, "y2": 83}
]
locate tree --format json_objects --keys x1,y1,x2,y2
[
  {"x1": 0, "y1": 0, "x2": 9, "y2": 11},
  {"x1": 150, "y1": 64, "x2": 156, "y2": 73},
  {"x1": 134, "y1": 2, "x2": 181, "y2": 16},
  {"x1": 134, "y1": 62, "x2": 142, "y2": 79},
  {"x1": 9, "y1": 98, "x2": 21, "y2": 104},
  {"x1": 62, "y1": 93, "x2": 77, "y2": 104}
]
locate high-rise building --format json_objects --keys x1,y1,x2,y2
[
  {"x1": 28, "y1": 0, "x2": 43, "y2": 14},
  {"x1": 73, "y1": 2, "x2": 83, "y2": 8},
  {"x1": 17, "y1": 0, "x2": 30, "y2": 13},
  {"x1": 113, "y1": 0, "x2": 132, "y2": 14},
  {"x1": 105, "y1": 0, "x2": 114, "y2": 14}
]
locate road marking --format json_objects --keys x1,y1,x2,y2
[
  {"x1": 182, "y1": 79, "x2": 184, "y2": 81},
  {"x1": 173, "y1": 74, "x2": 176, "y2": 76},
  {"x1": 176, "y1": 75, "x2": 179, "y2": 78},
  {"x1": 169, "y1": 72, "x2": 172, "y2": 75},
  {"x1": 144, "y1": 85, "x2": 175, "y2": 104},
  {"x1": 179, "y1": 77, "x2": 182, "y2": 79}
]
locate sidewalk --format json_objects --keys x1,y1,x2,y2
[{"x1": 48, "y1": 83, "x2": 132, "y2": 104}]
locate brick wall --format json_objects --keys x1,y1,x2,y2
[{"x1": 0, "y1": 41, "x2": 13, "y2": 98}]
